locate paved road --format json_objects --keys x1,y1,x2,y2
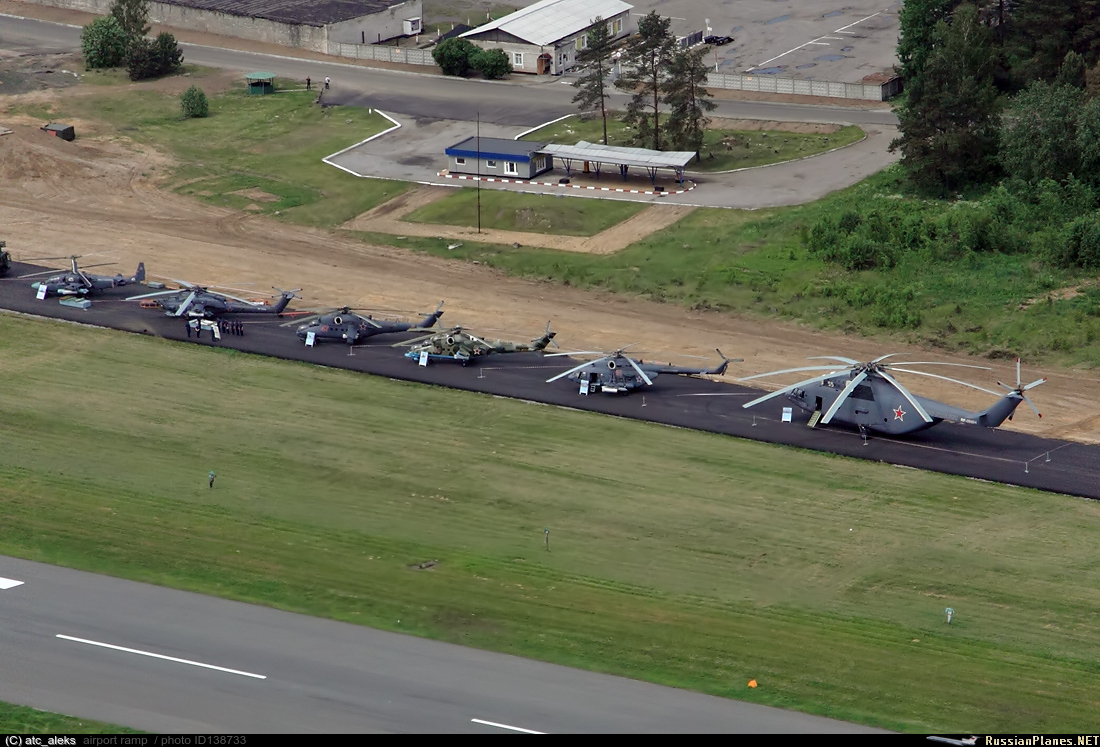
[
  {"x1": 0, "y1": 15, "x2": 899, "y2": 128},
  {"x1": 1, "y1": 266, "x2": 1097, "y2": 500},
  {"x1": 0, "y1": 556, "x2": 882, "y2": 733}
]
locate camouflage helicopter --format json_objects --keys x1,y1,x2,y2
[
  {"x1": 283, "y1": 302, "x2": 445, "y2": 346},
  {"x1": 546, "y1": 346, "x2": 739, "y2": 394},
  {"x1": 23, "y1": 255, "x2": 145, "y2": 298},
  {"x1": 394, "y1": 323, "x2": 556, "y2": 365},
  {"x1": 127, "y1": 280, "x2": 299, "y2": 319},
  {"x1": 739, "y1": 354, "x2": 1047, "y2": 436}
]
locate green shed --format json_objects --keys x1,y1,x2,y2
[{"x1": 245, "y1": 72, "x2": 276, "y2": 95}]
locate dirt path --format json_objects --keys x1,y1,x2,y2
[
  {"x1": 344, "y1": 187, "x2": 696, "y2": 254},
  {"x1": 0, "y1": 123, "x2": 1097, "y2": 444}
]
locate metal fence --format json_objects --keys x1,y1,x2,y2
[
  {"x1": 704, "y1": 71, "x2": 886, "y2": 101},
  {"x1": 328, "y1": 41, "x2": 437, "y2": 67}
]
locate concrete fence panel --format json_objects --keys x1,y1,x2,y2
[{"x1": 704, "y1": 72, "x2": 886, "y2": 101}]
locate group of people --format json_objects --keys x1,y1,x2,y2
[
  {"x1": 185, "y1": 318, "x2": 245, "y2": 338},
  {"x1": 305, "y1": 76, "x2": 330, "y2": 91}
]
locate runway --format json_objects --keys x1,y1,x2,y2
[
  {"x1": 0, "y1": 556, "x2": 880, "y2": 733},
  {"x1": 2, "y1": 263, "x2": 1098, "y2": 500}
]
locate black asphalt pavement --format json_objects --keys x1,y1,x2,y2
[
  {"x1": 0, "y1": 556, "x2": 882, "y2": 733},
  {"x1": 2, "y1": 264, "x2": 1098, "y2": 500}
]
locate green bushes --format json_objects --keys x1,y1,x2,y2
[
  {"x1": 128, "y1": 32, "x2": 183, "y2": 81},
  {"x1": 180, "y1": 85, "x2": 208, "y2": 119},
  {"x1": 432, "y1": 39, "x2": 512, "y2": 78},
  {"x1": 807, "y1": 178, "x2": 1100, "y2": 272},
  {"x1": 80, "y1": 16, "x2": 130, "y2": 69}
]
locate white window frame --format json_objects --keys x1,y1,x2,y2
[
  {"x1": 504, "y1": 161, "x2": 518, "y2": 175},
  {"x1": 456, "y1": 157, "x2": 466, "y2": 165},
  {"x1": 486, "y1": 159, "x2": 497, "y2": 168},
  {"x1": 512, "y1": 51, "x2": 523, "y2": 67},
  {"x1": 575, "y1": 35, "x2": 587, "y2": 51}
]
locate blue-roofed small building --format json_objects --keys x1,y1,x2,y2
[
  {"x1": 460, "y1": 0, "x2": 633, "y2": 75},
  {"x1": 445, "y1": 137, "x2": 551, "y2": 180}
]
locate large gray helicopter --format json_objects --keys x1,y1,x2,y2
[
  {"x1": 284, "y1": 302, "x2": 445, "y2": 346},
  {"x1": 24, "y1": 256, "x2": 145, "y2": 298},
  {"x1": 546, "y1": 347, "x2": 739, "y2": 394},
  {"x1": 740, "y1": 354, "x2": 1046, "y2": 436},
  {"x1": 127, "y1": 281, "x2": 299, "y2": 319}
]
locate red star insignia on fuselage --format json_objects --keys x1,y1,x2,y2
[{"x1": 893, "y1": 406, "x2": 906, "y2": 421}]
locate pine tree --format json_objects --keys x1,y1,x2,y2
[
  {"x1": 615, "y1": 12, "x2": 676, "y2": 151},
  {"x1": 663, "y1": 46, "x2": 716, "y2": 160},
  {"x1": 110, "y1": 0, "x2": 151, "y2": 40},
  {"x1": 897, "y1": 0, "x2": 962, "y2": 87},
  {"x1": 1006, "y1": 0, "x2": 1083, "y2": 86},
  {"x1": 890, "y1": 4, "x2": 1001, "y2": 192},
  {"x1": 571, "y1": 17, "x2": 615, "y2": 145}
]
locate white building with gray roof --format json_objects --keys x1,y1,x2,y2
[{"x1": 460, "y1": 0, "x2": 633, "y2": 76}]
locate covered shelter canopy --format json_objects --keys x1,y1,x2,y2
[
  {"x1": 245, "y1": 71, "x2": 276, "y2": 94},
  {"x1": 539, "y1": 141, "x2": 696, "y2": 184}
]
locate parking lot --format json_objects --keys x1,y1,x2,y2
[{"x1": 463, "y1": 0, "x2": 901, "y2": 83}]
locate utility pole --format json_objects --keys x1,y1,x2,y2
[{"x1": 476, "y1": 110, "x2": 482, "y2": 234}]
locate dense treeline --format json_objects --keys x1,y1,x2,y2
[{"x1": 810, "y1": 1, "x2": 1100, "y2": 276}]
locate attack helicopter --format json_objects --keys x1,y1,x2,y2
[
  {"x1": 23, "y1": 256, "x2": 145, "y2": 298},
  {"x1": 284, "y1": 302, "x2": 445, "y2": 346},
  {"x1": 394, "y1": 323, "x2": 556, "y2": 365},
  {"x1": 127, "y1": 281, "x2": 300, "y2": 319},
  {"x1": 546, "y1": 347, "x2": 739, "y2": 394},
  {"x1": 739, "y1": 354, "x2": 1046, "y2": 436}
]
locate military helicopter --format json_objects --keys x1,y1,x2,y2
[
  {"x1": 739, "y1": 354, "x2": 1047, "y2": 436},
  {"x1": 127, "y1": 281, "x2": 300, "y2": 319},
  {"x1": 546, "y1": 347, "x2": 739, "y2": 394},
  {"x1": 283, "y1": 302, "x2": 445, "y2": 346},
  {"x1": 394, "y1": 323, "x2": 556, "y2": 365},
  {"x1": 0, "y1": 241, "x2": 11, "y2": 277},
  {"x1": 23, "y1": 255, "x2": 145, "y2": 298}
]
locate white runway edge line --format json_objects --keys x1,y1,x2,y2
[
  {"x1": 322, "y1": 109, "x2": 402, "y2": 178},
  {"x1": 56, "y1": 635, "x2": 267, "y2": 679},
  {"x1": 0, "y1": 577, "x2": 24, "y2": 590},
  {"x1": 471, "y1": 718, "x2": 546, "y2": 734}
]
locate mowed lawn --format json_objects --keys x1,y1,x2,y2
[
  {"x1": 16, "y1": 81, "x2": 407, "y2": 228},
  {"x1": 0, "y1": 701, "x2": 141, "y2": 735},
  {"x1": 402, "y1": 189, "x2": 647, "y2": 236},
  {"x1": 521, "y1": 114, "x2": 865, "y2": 171},
  {"x1": 2, "y1": 314, "x2": 1100, "y2": 732}
]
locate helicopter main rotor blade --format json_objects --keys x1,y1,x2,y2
[
  {"x1": 281, "y1": 312, "x2": 327, "y2": 328},
  {"x1": 738, "y1": 365, "x2": 849, "y2": 381},
  {"x1": 547, "y1": 357, "x2": 608, "y2": 384},
  {"x1": 742, "y1": 373, "x2": 839, "y2": 409},
  {"x1": 172, "y1": 291, "x2": 198, "y2": 317},
  {"x1": 879, "y1": 370, "x2": 934, "y2": 423},
  {"x1": 888, "y1": 368, "x2": 1002, "y2": 396},
  {"x1": 18, "y1": 269, "x2": 62, "y2": 279},
  {"x1": 626, "y1": 357, "x2": 654, "y2": 386},
  {"x1": 871, "y1": 353, "x2": 903, "y2": 363},
  {"x1": 126, "y1": 289, "x2": 186, "y2": 301},
  {"x1": 887, "y1": 361, "x2": 993, "y2": 370},
  {"x1": 543, "y1": 351, "x2": 604, "y2": 358},
  {"x1": 807, "y1": 356, "x2": 859, "y2": 365},
  {"x1": 820, "y1": 371, "x2": 868, "y2": 425}
]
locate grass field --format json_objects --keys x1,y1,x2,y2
[
  {"x1": 521, "y1": 114, "x2": 865, "y2": 172},
  {"x1": 10, "y1": 78, "x2": 408, "y2": 228},
  {"x1": 0, "y1": 701, "x2": 141, "y2": 734},
  {"x1": 402, "y1": 189, "x2": 648, "y2": 235},
  {"x1": 3, "y1": 313, "x2": 1100, "y2": 732}
]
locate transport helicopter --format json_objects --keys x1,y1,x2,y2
[
  {"x1": 545, "y1": 347, "x2": 739, "y2": 394},
  {"x1": 284, "y1": 302, "x2": 444, "y2": 346},
  {"x1": 739, "y1": 354, "x2": 1046, "y2": 435},
  {"x1": 394, "y1": 323, "x2": 556, "y2": 365}
]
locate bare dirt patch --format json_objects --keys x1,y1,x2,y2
[
  {"x1": 1020, "y1": 284, "x2": 1090, "y2": 310},
  {"x1": 0, "y1": 118, "x2": 1096, "y2": 444},
  {"x1": 232, "y1": 187, "x2": 282, "y2": 203}
]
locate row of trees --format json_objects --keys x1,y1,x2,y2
[
  {"x1": 572, "y1": 12, "x2": 715, "y2": 157},
  {"x1": 80, "y1": 0, "x2": 183, "y2": 81},
  {"x1": 892, "y1": 1, "x2": 1100, "y2": 193}
]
